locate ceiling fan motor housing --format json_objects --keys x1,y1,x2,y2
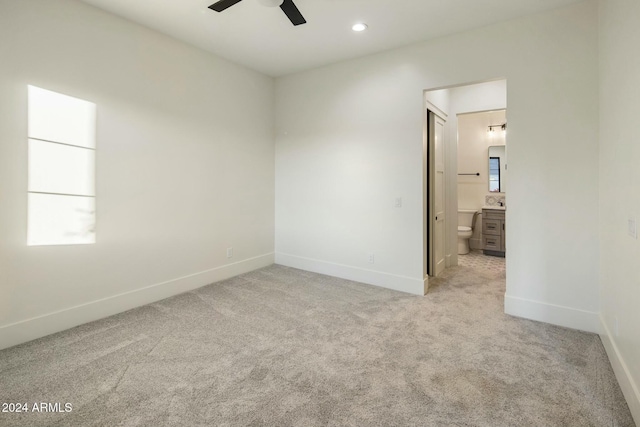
[
  {"x1": 258, "y1": 0, "x2": 284, "y2": 7},
  {"x1": 210, "y1": 0, "x2": 306, "y2": 26}
]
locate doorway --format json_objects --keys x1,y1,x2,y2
[{"x1": 423, "y1": 79, "x2": 507, "y2": 285}]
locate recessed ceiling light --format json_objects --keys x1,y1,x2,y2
[{"x1": 352, "y1": 23, "x2": 368, "y2": 32}]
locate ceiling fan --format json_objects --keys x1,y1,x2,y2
[{"x1": 208, "y1": 0, "x2": 307, "y2": 26}]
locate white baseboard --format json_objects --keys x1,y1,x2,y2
[
  {"x1": 599, "y1": 315, "x2": 640, "y2": 426},
  {"x1": 0, "y1": 253, "x2": 274, "y2": 350},
  {"x1": 504, "y1": 294, "x2": 600, "y2": 333},
  {"x1": 275, "y1": 252, "x2": 426, "y2": 296}
]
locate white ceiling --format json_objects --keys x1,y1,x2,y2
[{"x1": 79, "y1": 0, "x2": 583, "y2": 77}]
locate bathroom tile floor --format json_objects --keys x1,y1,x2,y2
[{"x1": 458, "y1": 249, "x2": 505, "y2": 273}]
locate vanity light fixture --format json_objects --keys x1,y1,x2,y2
[{"x1": 352, "y1": 23, "x2": 368, "y2": 32}]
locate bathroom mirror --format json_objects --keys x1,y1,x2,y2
[{"x1": 488, "y1": 145, "x2": 506, "y2": 193}]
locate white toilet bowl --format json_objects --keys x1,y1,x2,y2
[
  {"x1": 457, "y1": 209, "x2": 479, "y2": 255},
  {"x1": 457, "y1": 226, "x2": 473, "y2": 255}
]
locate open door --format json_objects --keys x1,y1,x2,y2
[{"x1": 427, "y1": 110, "x2": 446, "y2": 277}]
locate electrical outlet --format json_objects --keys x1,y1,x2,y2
[
  {"x1": 628, "y1": 217, "x2": 637, "y2": 239},
  {"x1": 395, "y1": 197, "x2": 402, "y2": 208},
  {"x1": 226, "y1": 247, "x2": 233, "y2": 258},
  {"x1": 368, "y1": 253, "x2": 375, "y2": 264}
]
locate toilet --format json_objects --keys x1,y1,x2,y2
[{"x1": 458, "y1": 209, "x2": 479, "y2": 255}]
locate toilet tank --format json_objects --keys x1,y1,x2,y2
[{"x1": 458, "y1": 209, "x2": 479, "y2": 228}]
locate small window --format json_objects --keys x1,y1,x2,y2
[
  {"x1": 489, "y1": 157, "x2": 500, "y2": 192},
  {"x1": 27, "y1": 86, "x2": 96, "y2": 246}
]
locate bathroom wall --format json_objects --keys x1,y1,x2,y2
[
  {"x1": 457, "y1": 110, "x2": 506, "y2": 209},
  {"x1": 457, "y1": 110, "x2": 506, "y2": 249}
]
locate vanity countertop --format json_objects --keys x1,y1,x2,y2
[{"x1": 482, "y1": 205, "x2": 506, "y2": 211}]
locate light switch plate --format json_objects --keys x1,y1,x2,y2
[{"x1": 628, "y1": 217, "x2": 637, "y2": 239}]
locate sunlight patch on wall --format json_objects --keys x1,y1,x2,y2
[{"x1": 27, "y1": 85, "x2": 96, "y2": 246}]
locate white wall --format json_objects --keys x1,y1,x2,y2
[
  {"x1": 598, "y1": 0, "x2": 640, "y2": 422},
  {"x1": 275, "y1": 1, "x2": 600, "y2": 329},
  {"x1": 0, "y1": 0, "x2": 275, "y2": 349}
]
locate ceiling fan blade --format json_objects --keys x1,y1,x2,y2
[
  {"x1": 209, "y1": 0, "x2": 243, "y2": 12},
  {"x1": 279, "y1": 0, "x2": 306, "y2": 26}
]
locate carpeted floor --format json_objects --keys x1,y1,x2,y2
[{"x1": 0, "y1": 260, "x2": 635, "y2": 426}]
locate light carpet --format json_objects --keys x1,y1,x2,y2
[{"x1": 0, "y1": 262, "x2": 634, "y2": 426}]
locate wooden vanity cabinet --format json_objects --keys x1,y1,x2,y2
[{"x1": 482, "y1": 209, "x2": 505, "y2": 257}]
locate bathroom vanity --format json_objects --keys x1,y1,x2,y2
[{"x1": 482, "y1": 207, "x2": 505, "y2": 257}]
